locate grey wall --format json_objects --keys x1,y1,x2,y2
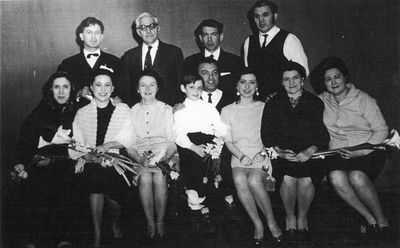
[{"x1": 1, "y1": 0, "x2": 399, "y2": 190}]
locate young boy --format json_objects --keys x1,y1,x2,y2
[{"x1": 173, "y1": 74, "x2": 227, "y2": 218}]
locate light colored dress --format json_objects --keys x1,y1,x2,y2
[
  {"x1": 221, "y1": 101, "x2": 269, "y2": 169},
  {"x1": 117, "y1": 100, "x2": 177, "y2": 170}
]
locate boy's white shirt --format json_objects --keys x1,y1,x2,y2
[{"x1": 173, "y1": 98, "x2": 227, "y2": 149}]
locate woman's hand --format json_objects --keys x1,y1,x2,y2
[
  {"x1": 278, "y1": 149, "x2": 297, "y2": 162},
  {"x1": 338, "y1": 148, "x2": 369, "y2": 159},
  {"x1": 93, "y1": 144, "x2": 109, "y2": 154},
  {"x1": 190, "y1": 144, "x2": 207, "y2": 157},
  {"x1": 295, "y1": 146, "x2": 317, "y2": 162},
  {"x1": 252, "y1": 151, "x2": 266, "y2": 164},
  {"x1": 240, "y1": 155, "x2": 252, "y2": 166}
]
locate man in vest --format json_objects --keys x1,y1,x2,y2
[{"x1": 242, "y1": 0, "x2": 309, "y2": 100}]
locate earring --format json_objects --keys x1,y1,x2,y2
[
  {"x1": 236, "y1": 89, "x2": 240, "y2": 96},
  {"x1": 255, "y1": 88, "x2": 259, "y2": 96}
]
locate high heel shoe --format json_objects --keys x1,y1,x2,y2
[
  {"x1": 271, "y1": 234, "x2": 284, "y2": 243},
  {"x1": 253, "y1": 237, "x2": 265, "y2": 246},
  {"x1": 156, "y1": 222, "x2": 167, "y2": 239},
  {"x1": 147, "y1": 222, "x2": 156, "y2": 240}
]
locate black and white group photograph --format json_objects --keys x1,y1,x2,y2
[{"x1": 1, "y1": 0, "x2": 399, "y2": 247}]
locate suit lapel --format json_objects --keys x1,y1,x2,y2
[
  {"x1": 79, "y1": 52, "x2": 92, "y2": 71},
  {"x1": 152, "y1": 41, "x2": 163, "y2": 70}
]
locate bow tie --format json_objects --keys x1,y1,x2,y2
[{"x1": 87, "y1": 53, "x2": 99, "y2": 59}]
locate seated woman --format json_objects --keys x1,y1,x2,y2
[
  {"x1": 261, "y1": 61, "x2": 330, "y2": 241},
  {"x1": 311, "y1": 56, "x2": 390, "y2": 236},
  {"x1": 14, "y1": 71, "x2": 77, "y2": 248},
  {"x1": 117, "y1": 70, "x2": 177, "y2": 239},
  {"x1": 221, "y1": 68, "x2": 282, "y2": 245},
  {"x1": 69, "y1": 68, "x2": 131, "y2": 247}
]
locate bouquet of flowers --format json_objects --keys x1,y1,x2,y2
[
  {"x1": 69, "y1": 142, "x2": 142, "y2": 187},
  {"x1": 261, "y1": 147, "x2": 278, "y2": 191},
  {"x1": 311, "y1": 129, "x2": 400, "y2": 159},
  {"x1": 202, "y1": 137, "x2": 224, "y2": 188},
  {"x1": 155, "y1": 160, "x2": 180, "y2": 184}
]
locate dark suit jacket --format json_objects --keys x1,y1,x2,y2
[
  {"x1": 121, "y1": 40, "x2": 184, "y2": 107},
  {"x1": 215, "y1": 91, "x2": 236, "y2": 113},
  {"x1": 58, "y1": 51, "x2": 124, "y2": 98},
  {"x1": 184, "y1": 49, "x2": 242, "y2": 95}
]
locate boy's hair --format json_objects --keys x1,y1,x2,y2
[
  {"x1": 78, "y1": 17, "x2": 104, "y2": 34},
  {"x1": 182, "y1": 73, "x2": 203, "y2": 87}
]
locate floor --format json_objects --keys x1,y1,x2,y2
[{"x1": 3, "y1": 182, "x2": 400, "y2": 248}]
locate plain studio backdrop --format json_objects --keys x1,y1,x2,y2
[{"x1": 1, "y1": 0, "x2": 399, "y2": 206}]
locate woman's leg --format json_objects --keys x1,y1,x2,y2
[
  {"x1": 153, "y1": 172, "x2": 168, "y2": 236},
  {"x1": 279, "y1": 175, "x2": 297, "y2": 230},
  {"x1": 106, "y1": 197, "x2": 122, "y2": 238},
  {"x1": 232, "y1": 167, "x2": 264, "y2": 239},
  {"x1": 248, "y1": 169, "x2": 282, "y2": 238},
  {"x1": 329, "y1": 170, "x2": 377, "y2": 224},
  {"x1": 138, "y1": 171, "x2": 156, "y2": 237},
  {"x1": 90, "y1": 193, "x2": 104, "y2": 247},
  {"x1": 348, "y1": 171, "x2": 389, "y2": 227},
  {"x1": 296, "y1": 177, "x2": 314, "y2": 230}
]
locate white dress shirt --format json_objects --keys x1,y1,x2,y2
[
  {"x1": 141, "y1": 39, "x2": 159, "y2": 70},
  {"x1": 204, "y1": 47, "x2": 221, "y2": 61},
  {"x1": 201, "y1": 89, "x2": 222, "y2": 108},
  {"x1": 243, "y1": 25, "x2": 309, "y2": 75},
  {"x1": 83, "y1": 48, "x2": 100, "y2": 68},
  {"x1": 173, "y1": 98, "x2": 227, "y2": 149}
]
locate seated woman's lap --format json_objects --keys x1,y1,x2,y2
[{"x1": 325, "y1": 150, "x2": 386, "y2": 182}]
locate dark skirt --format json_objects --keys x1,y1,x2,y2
[
  {"x1": 80, "y1": 162, "x2": 129, "y2": 205},
  {"x1": 272, "y1": 158, "x2": 326, "y2": 189},
  {"x1": 324, "y1": 150, "x2": 386, "y2": 181}
]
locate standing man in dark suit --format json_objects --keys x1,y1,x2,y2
[
  {"x1": 184, "y1": 19, "x2": 242, "y2": 96},
  {"x1": 58, "y1": 17, "x2": 124, "y2": 107},
  {"x1": 121, "y1": 12, "x2": 184, "y2": 107},
  {"x1": 242, "y1": 0, "x2": 309, "y2": 101}
]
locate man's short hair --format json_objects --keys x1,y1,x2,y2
[
  {"x1": 197, "y1": 57, "x2": 219, "y2": 73},
  {"x1": 135, "y1": 12, "x2": 159, "y2": 29},
  {"x1": 247, "y1": 0, "x2": 278, "y2": 20},
  {"x1": 195, "y1": 19, "x2": 224, "y2": 36},
  {"x1": 78, "y1": 17, "x2": 104, "y2": 34}
]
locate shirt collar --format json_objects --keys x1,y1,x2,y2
[
  {"x1": 204, "y1": 47, "x2": 221, "y2": 60},
  {"x1": 259, "y1": 25, "x2": 279, "y2": 39},
  {"x1": 142, "y1": 39, "x2": 159, "y2": 51},
  {"x1": 83, "y1": 48, "x2": 101, "y2": 58}
]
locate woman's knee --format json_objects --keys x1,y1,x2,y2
[
  {"x1": 348, "y1": 170, "x2": 370, "y2": 188},
  {"x1": 232, "y1": 169, "x2": 248, "y2": 186},
  {"x1": 139, "y1": 172, "x2": 153, "y2": 185},
  {"x1": 297, "y1": 177, "x2": 314, "y2": 190}
]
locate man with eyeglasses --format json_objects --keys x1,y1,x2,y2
[
  {"x1": 121, "y1": 12, "x2": 184, "y2": 106},
  {"x1": 58, "y1": 17, "x2": 124, "y2": 107},
  {"x1": 184, "y1": 19, "x2": 241, "y2": 96},
  {"x1": 242, "y1": 0, "x2": 309, "y2": 101}
]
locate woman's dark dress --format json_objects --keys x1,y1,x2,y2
[
  {"x1": 16, "y1": 100, "x2": 77, "y2": 245},
  {"x1": 261, "y1": 91, "x2": 330, "y2": 188}
]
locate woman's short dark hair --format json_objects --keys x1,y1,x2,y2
[
  {"x1": 42, "y1": 71, "x2": 75, "y2": 104},
  {"x1": 234, "y1": 67, "x2": 258, "y2": 82},
  {"x1": 92, "y1": 68, "x2": 115, "y2": 85},
  {"x1": 280, "y1": 61, "x2": 306, "y2": 79},
  {"x1": 310, "y1": 56, "x2": 350, "y2": 94},
  {"x1": 136, "y1": 70, "x2": 163, "y2": 90},
  {"x1": 182, "y1": 73, "x2": 203, "y2": 87}
]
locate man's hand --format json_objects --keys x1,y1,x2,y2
[
  {"x1": 77, "y1": 86, "x2": 93, "y2": 101},
  {"x1": 172, "y1": 103, "x2": 185, "y2": 114},
  {"x1": 190, "y1": 144, "x2": 207, "y2": 157}
]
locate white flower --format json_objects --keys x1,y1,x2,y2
[
  {"x1": 186, "y1": 190, "x2": 206, "y2": 210},
  {"x1": 170, "y1": 171, "x2": 179, "y2": 180},
  {"x1": 265, "y1": 147, "x2": 279, "y2": 160},
  {"x1": 384, "y1": 129, "x2": 400, "y2": 149}
]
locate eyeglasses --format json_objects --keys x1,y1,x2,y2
[{"x1": 137, "y1": 23, "x2": 158, "y2": 31}]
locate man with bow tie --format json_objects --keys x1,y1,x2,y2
[
  {"x1": 58, "y1": 17, "x2": 124, "y2": 107},
  {"x1": 184, "y1": 19, "x2": 242, "y2": 96}
]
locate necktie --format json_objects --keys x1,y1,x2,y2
[
  {"x1": 144, "y1": 46, "x2": 152, "y2": 70},
  {"x1": 261, "y1": 34, "x2": 268, "y2": 48},
  {"x1": 208, "y1": 93, "x2": 212, "y2": 103},
  {"x1": 87, "y1": 53, "x2": 99, "y2": 59}
]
